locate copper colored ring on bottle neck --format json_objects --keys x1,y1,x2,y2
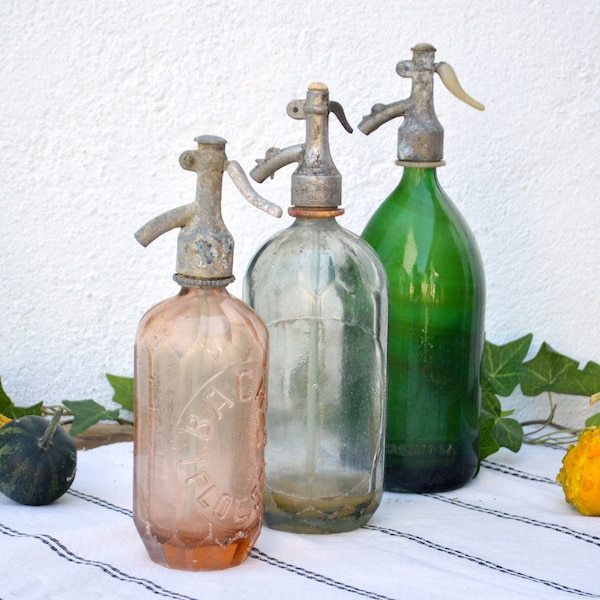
[{"x1": 288, "y1": 207, "x2": 344, "y2": 218}]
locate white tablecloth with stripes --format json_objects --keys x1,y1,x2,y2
[{"x1": 1, "y1": 441, "x2": 598, "y2": 599}]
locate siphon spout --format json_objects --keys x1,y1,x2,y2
[{"x1": 250, "y1": 144, "x2": 304, "y2": 183}]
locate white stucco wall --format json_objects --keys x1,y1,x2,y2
[{"x1": 1, "y1": 0, "x2": 598, "y2": 429}]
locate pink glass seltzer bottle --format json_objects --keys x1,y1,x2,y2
[{"x1": 133, "y1": 135, "x2": 281, "y2": 570}]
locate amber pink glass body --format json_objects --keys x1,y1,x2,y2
[{"x1": 133, "y1": 286, "x2": 268, "y2": 570}]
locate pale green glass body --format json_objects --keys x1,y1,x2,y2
[
  {"x1": 244, "y1": 216, "x2": 388, "y2": 533},
  {"x1": 362, "y1": 168, "x2": 485, "y2": 493}
]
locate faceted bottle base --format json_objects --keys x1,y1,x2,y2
[
  {"x1": 136, "y1": 521, "x2": 260, "y2": 571},
  {"x1": 384, "y1": 448, "x2": 477, "y2": 494},
  {"x1": 263, "y1": 489, "x2": 381, "y2": 534}
]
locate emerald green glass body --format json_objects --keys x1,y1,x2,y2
[{"x1": 362, "y1": 167, "x2": 485, "y2": 493}]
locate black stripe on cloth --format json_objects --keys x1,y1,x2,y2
[
  {"x1": 0, "y1": 522, "x2": 199, "y2": 600},
  {"x1": 424, "y1": 493, "x2": 600, "y2": 548},
  {"x1": 482, "y1": 460, "x2": 560, "y2": 486},
  {"x1": 364, "y1": 524, "x2": 598, "y2": 598},
  {"x1": 250, "y1": 547, "x2": 397, "y2": 600},
  {"x1": 65, "y1": 488, "x2": 397, "y2": 599},
  {"x1": 67, "y1": 488, "x2": 133, "y2": 517}
]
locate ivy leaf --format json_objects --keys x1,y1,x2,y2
[
  {"x1": 550, "y1": 361, "x2": 600, "y2": 397},
  {"x1": 0, "y1": 377, "x2": 43, "y2": 418},
  {"x1": 3, "y1": 402, "x2": 44, "y2": 419},
  {"x1": 479, "y1": 380, "x2": 524, "y2": 461},
  {"x1": 480, "y1": 379, "x2": 501, "y2": 421},
  {"x1": 106, "y1": 374, "x2": 134, "y2": 411},
  {"x1": 62, "y1": 399, "x2": 120, "y2": 437},
  {"x1": 479, "y1": 382, "x2": 500, "y2": 462},
  {"x1": 520, "y1": 343, "x2": 580, "y2": 396},
  {"x1": 519, "y1": 345, "x2": 600, "y2": 397},
  {"x1": 585, "y1": 413, "x2": 600, "y2": 428},
  {"x1": 489, "y1": 415, "x2": 523, "y2": 453},
  {"x1": 478, "y1": 418, "x2": 500, "y2": 462},
  {"x1": 0, "y1": 377, "x2": 12, "y2": 412},
  {"x1": 482, "y1": 333, "x2": 533, "y2": 396}
]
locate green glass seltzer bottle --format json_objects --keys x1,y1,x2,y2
[{"x1": 360, "y1": 43, "x2": 486, "y2": 493}]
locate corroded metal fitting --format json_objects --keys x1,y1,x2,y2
[
  {"x1": 135, "y1": 135, "x2": 281, "y2": 287},
  {"x1": 358, "y1": 43, "x2": 484, "y2": 166},
  {"x1": 250, "y1": 82, "x2": 353, "y2": 210}
]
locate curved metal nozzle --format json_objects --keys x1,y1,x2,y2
[
  {"x1": 249, "y1": 144, "x2": 304, "y2": 183},
  {"x1": 358, "y1": 99, "x2": 412, "y2": 135},
  {"x1": 134, "y1": 203, "x2": 195, "y2": 247}
]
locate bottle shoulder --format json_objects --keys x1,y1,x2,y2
[
  {"x1": 247, "y1": 220, "x2": 387, "y2": 281},
  {"x1": 244, "y1": 221, "x2": 389, "y2": 325},
  {"x1": 363, "y1": 178, "x2": 482, "y2": 265},
  {"x1": 365, "y1": 175, "x2": 465, "y2": 226},
  {"x1": 137, "y1": 287, "x2": 268, "y2": 347}
]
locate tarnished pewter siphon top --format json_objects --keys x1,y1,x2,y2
[
  {"x1": 135, "y1": 135, "x2": 282, "y2": 288},
  {"x1": 250, "y1": 83, "x2": 353, "y2": 209},
  {"x1": 358, "y1": 43, "x2": 484, "y2": 166}
]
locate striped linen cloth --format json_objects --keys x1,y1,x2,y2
[{"x1": 1, "y1": 441, "x2": 598, "y2": 599}]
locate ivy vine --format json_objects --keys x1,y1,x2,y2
[{"x1": 480, "y1": 333, "x2": 600, "y2": 461}]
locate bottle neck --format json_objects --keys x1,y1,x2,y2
[
  {"x1": 288, "y1": 207, "x2": 344, "y2": 219},
  {"x1": 178, "y1": 285, "x2": 231, "y2": 297},
  {"x1": 290, "y1": 214, "x2": 341, "y2": 229},
  {"x1": 397, "y1": 166, "x2": 441, "y2": 190},
  {"x1": 174, "y1": 273, "x2": 234, "y2": 289},
  {"x1": 389, "y1": 166, "x2": 452, "y2": 210}
]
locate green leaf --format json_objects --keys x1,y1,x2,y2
[
  {"x1": 482, "y1": 333, "x2": 533, "y2": 396},
  {"x1": 518, "y1": 345, "x2": 600, "y2": 397},
  {"x1": 478, "y1": 418, "x2": 501, "y2": 461},
  {"x1": 489, "y1": 416, "x2": 523, "y2": 453},
  {"x1": 62, "y1": 399, "x2": 120, "y2": 437},
  {"x1": 0, "y1": 377, "x2": 43, "y2": 418},
  {"x1": 106, "y1": 374, "x2": 134, "y2": 411},
  {"x1": 585, "y1": 413, "x2": 600, "y2": 428},
  {"x1": 551, "y1": 361, "x2": 600, "y2": 397},
  {"x1": 479, "y1": 380, "x2": 524, "y2": 461},
  {"x1": 480, "y1": 379, "x2": 501, "y2": 421},
  {"x1": 3, "y1": 402, "x2": 43, "y2": 419},
  {"x1": 520, "y1": 342, "x2": 580, "y2": 396},
  {"x1": 0, "y1": 377, "x2": 13, "y2": 412}
]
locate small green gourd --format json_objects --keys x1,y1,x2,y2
[{"x1": 0, "y1": 409, "x2": 77, "y2": 505}]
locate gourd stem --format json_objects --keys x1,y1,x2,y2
[{"x1": 39, "y1": 408, "x2": 64, "y2": 450}]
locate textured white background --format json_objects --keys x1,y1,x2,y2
[{"x1": 1, "y1": 1, "x2": 598, "y2": 428}]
